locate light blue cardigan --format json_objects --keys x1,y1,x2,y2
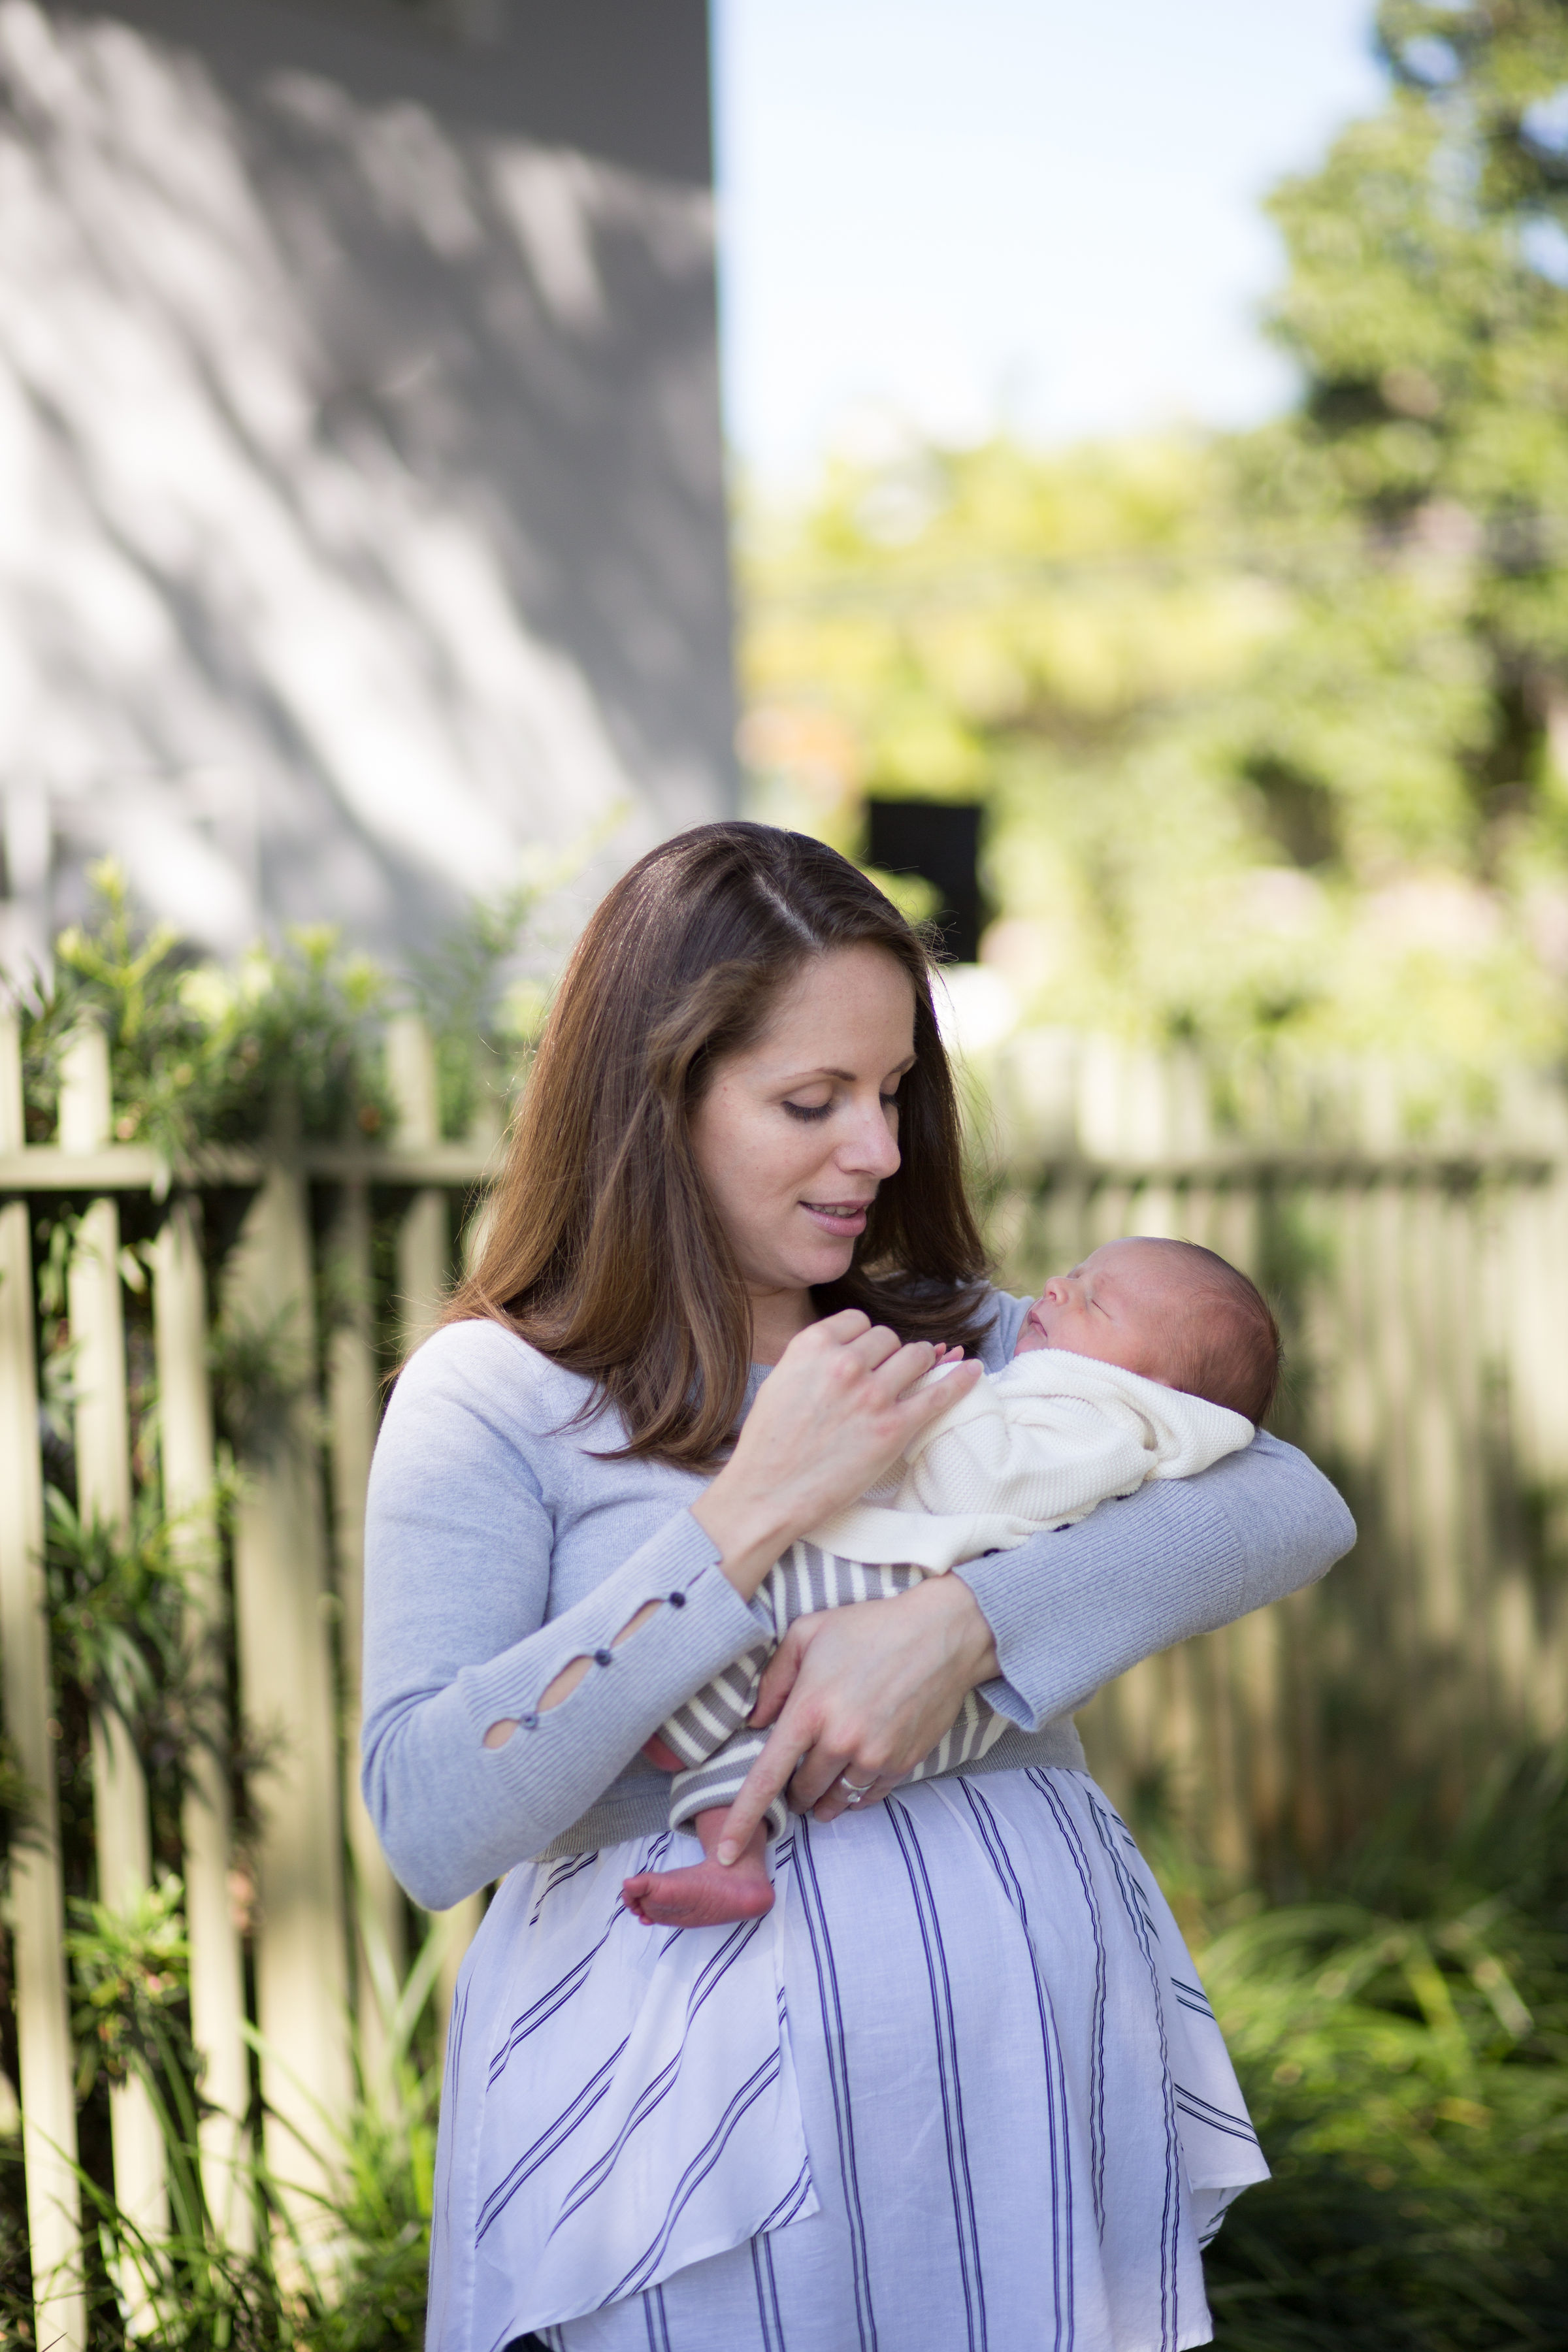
[{"x1": 361, "y1": 1290, "x2": 1355, "y2": 1908}]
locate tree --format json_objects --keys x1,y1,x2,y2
[{"x1": 740, "y1": 2, "x2": 1568, "y2": 1109}]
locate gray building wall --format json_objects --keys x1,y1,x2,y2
[{"x1": 0, "y1": 0, "x2": 736, "y2": 972}]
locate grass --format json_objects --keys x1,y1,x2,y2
[
  {"x1": 1199, "y1": 1746, "x2": 1568, "y2": 2350},
  {"x1": 0, "y1": 1908, "x2": 442, "y2": 2352}
]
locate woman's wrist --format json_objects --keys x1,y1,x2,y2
[
  {"x1": 689, "y1": 1473, "x2": 799, "y2": 1601},
  {"x1": 908, "y1": 1568, "x2": 1000, "y2": 1687}
]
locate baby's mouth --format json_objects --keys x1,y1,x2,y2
[{"x1": 801, "y1": 1198, "x2": 870, "y2": 1237}]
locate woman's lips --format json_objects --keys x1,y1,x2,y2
[{"x1": 802, "y1": 1200, "x2": 870, "y2": 1237}]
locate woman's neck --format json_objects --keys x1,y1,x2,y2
[{"x1": 747, "y1": 1284, "x2": 817, "y2": 1367}]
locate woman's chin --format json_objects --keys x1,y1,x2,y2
[{"x1": 792, "y1": 1238, "x2": 858, "y2": 1290}]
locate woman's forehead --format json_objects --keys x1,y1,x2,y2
[{"x1": 760, "y1": 946, "x2": 917, "y2": 1044}]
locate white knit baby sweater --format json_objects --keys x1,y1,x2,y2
[{"x1": 809, "y1": 1348, "x2": 1256, "y2": 1574}]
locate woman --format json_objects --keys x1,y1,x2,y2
[{"x1": 362, "y1": 823, "x2": 1354, "y2": 2352}]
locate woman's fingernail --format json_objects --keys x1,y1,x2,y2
[{"x1": 716, "y1": 1841, "x2": 737, "y2": 1865}]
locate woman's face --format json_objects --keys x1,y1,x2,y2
[{"x1": 691, "y1": 943, "x2": 917, "y2": 1323}]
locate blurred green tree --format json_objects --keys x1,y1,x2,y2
[{"x1": 742, "y1": 1, "x2": 1568, "y2": 1114}]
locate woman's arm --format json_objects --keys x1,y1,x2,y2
[
  {"x1": 360, "y1": 1325, "x2": 774, "y2": 1908},
  {"x1": 361, "y1": 1315, "x2": 981, "y2": 1906},
  {"x1": 955, "y1": 1428, "x2": 1355, "y2": 1733},
  {"x1": 714, "y1": 1428, "x2": 1354, "y2": 1853}
]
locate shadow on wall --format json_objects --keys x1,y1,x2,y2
[{"x1": 0, "y1": 0, "x2": 736, "y2": 969}]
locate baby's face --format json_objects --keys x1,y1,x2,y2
[{"x1": 1014, "y1": 1239, "x2": 1185, "y2": 1386}]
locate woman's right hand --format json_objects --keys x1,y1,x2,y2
[{"x1": 690, "y1": 1311, "x2": 982, "y2": 1601}]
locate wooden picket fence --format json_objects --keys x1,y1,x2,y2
[
  {"x1": 0, "y1": 1007, "x2": 496, "y2": 2349},
  {"x1": 985, "y1": 1031, "x2": 1568, "y2": 1879},
  {"x1": 4, "y1": 1005, "x2": 1568, "y2": 2345}
]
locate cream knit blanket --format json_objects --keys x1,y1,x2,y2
[{"x1": 808, "y1": 1347, "x2": 1255, "y2": 1575}]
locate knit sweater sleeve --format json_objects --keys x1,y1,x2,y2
[
  {"x1": 954, "y1": 1428, "x2": 1356, "y2": 1734},
  {"x1": 359, "y1": 1324, "x2": 770, "y2": 1909}
]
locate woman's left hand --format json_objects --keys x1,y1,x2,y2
[{"x1": 711, "y1": 1573, "x2": 1001, "y2": 1861}]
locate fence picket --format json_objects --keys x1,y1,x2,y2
[
  {"x1": 58, "y1": 1026, "x2": 169, "y2": 2304},
  {"x1": 151, "y1": 1201, "x2": 252, "y2": 2249},
  {"x1": 227, "y1": 1168, "x2": 351, "y2": 2229},
  {"x1": 0, "y1": 1013, "x2": 84, "y2": 2352},
  {"x1": 327, "y1": 1178, "x2": 406, "y2": 2093},
  {"x1": 385, "y1": 1017, "x2": 482, "y2": 2042}
]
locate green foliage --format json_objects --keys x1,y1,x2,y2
[
  {"x1": 43, "y1": 1488, "x2": 198, "y2": 1747},
  {"x1": 0, "y1": 879, "x2": 511, "y2": 2348},
  {"x1": 1201, "y1": 1747, "x2": 1568, "y2": 2347},
  {"x1": 0, "y1": 1735, "x2": 40, "y2": 1892},
  {"x1": 406, "y1": 831, "x2": 613, "y2": 1141},
  {"x1": 67, "y1": 1876, "x2": 197, "y2": 2100},
  {"x1": 11, "y1": 862, "x2": 393, "y2": 1157},
  {"x1": 0, "y1": 1909, "x2": 448, "y2": 2352},
  {"x1": 206, "y1": 1304, "x2": 314, "y2": 1469},
  {"x1": 742, "y1": 0, "x2": 1568, "y2": 1115},
  {"x1": 408, "y1": 879, "x2": 553, "y2": 1143}
]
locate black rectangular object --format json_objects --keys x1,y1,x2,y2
[{"x1": 865, "y1": 800, "x2": 983, "y2": 962}]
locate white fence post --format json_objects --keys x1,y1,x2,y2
[
  {"x1": 0, "y1": 1011, "x2": 85, "y2": 2352},
  {"x1": 152, "y1": 1200, "x2": 252, "y2": 2248},
  {"x1": 327, "y1": 1177, "x2": 406, "y2": 2094},
  {"x1": 58, "y1": 1025, "x2": 169, "y2": 2304},
  {"x1": 384, "y1": 1015, "x2": 482, "y2": 2036},
  {"x1": 226, "y1": 1164, "x2": 351, "y2": 2229}
]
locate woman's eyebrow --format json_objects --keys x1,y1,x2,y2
[{"x1": 776, "y1": 1058, "x2": 913, "y2": 1085}]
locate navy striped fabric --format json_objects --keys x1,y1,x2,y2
[{"x1": 431, "y1": 1771, "x2": 1267, "y2": 2352}]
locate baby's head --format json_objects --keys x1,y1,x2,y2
[{"x1": 1015, "y1": 1237, "x2": 1281, "y2": 1426}]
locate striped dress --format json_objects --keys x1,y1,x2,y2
[{"x1": 429, "y1": 1767, "x2": 1267, "y2": 2352}]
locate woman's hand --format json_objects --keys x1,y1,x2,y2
[
  {"x1": 710, "y1": 1573, "x2": 1001, "y2": 1861},
  {"x1": 690, "y1": 1312, "x2": 981, "y2": 1603}
]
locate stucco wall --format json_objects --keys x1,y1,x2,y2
[{"x1": 0, "y1": 0, "x2": 735, "y2": 971}]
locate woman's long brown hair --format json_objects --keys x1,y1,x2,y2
[{"x1": 443, "y1": 821, "x2": 992, "y2": 1466}]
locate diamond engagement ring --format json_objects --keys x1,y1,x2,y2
[{"x1": 839, "y1": 1775, "x2": 875, "y2": 1804}]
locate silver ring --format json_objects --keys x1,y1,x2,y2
[{"x1": 839, "y1": 1775, "x2": 875, "y2": 1804}]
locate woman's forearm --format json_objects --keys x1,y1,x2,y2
[
  {"x1": 362, "y1": 1516, "x2": 769, "y2": 1908},
  {"x1": 954, "y1": 1430, "x2": 1355, "y2": 1733}
]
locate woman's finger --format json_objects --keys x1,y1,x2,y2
[
  {"x1": 896, "y1": 1353, "x2": 983, "y2": 1426},
  {"x1": 811, "y1": 1767, "x2": 900, "y2": 1824},
  {"x1": 839, "y1": 1319, "x2": 908, "y2": 1371},
  {"x1": 783, "y1": 1720, "x2": 871, "y2": 1816},
  {"x1": 748, "y1": 1614, "x2": 826, "y2": 1728},
  {"x1": 807, "y1": 1307, "x2": 872, "y2": 1346},
  {"x1": 716, "y1": 1714, "x2": 832, "y2": 1861}
]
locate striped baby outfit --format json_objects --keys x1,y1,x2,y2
[{"x1": 654, "y1": 1539, "x2": 1006, "y2": 1833}]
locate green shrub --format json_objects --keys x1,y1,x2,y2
[{"x1": 1203, "y1": 1749, "x2": 1568, "y2": 2349}]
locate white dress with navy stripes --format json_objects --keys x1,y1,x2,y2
[{"x1": 429, "y1": 1769, "x2": 1267, "y2": 2352}]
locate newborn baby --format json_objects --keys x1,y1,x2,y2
[{"x1": 623, "y1": 1237, "x2": 1280, "y2": 1929}]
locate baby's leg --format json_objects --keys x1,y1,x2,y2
[
  {"x1": 622, "y1": 1806, "x2": 774, "y2": 1927},
  {"x1": 624, "y1": 1729, "x2": 783, "y2": 1926}
]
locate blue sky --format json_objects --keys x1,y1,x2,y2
[{"x1": 712, "y1": 0, "x2": 1388, "y2": 482}]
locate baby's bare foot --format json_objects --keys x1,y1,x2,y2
[{"x1": 621, "y1": 1850, "x2": 775, "y2": 1928}]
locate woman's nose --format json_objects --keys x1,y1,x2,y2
[{"x1": 838, "y1": 1098, "x2": 902, "y2": 1177}]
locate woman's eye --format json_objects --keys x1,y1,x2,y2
[
  {"x1": 783, "y1": 1100, "x2": 833, "y2": 1122},
  {"x1": 880, "y1": 1092, "x2": 900, "y2": 1113}
]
